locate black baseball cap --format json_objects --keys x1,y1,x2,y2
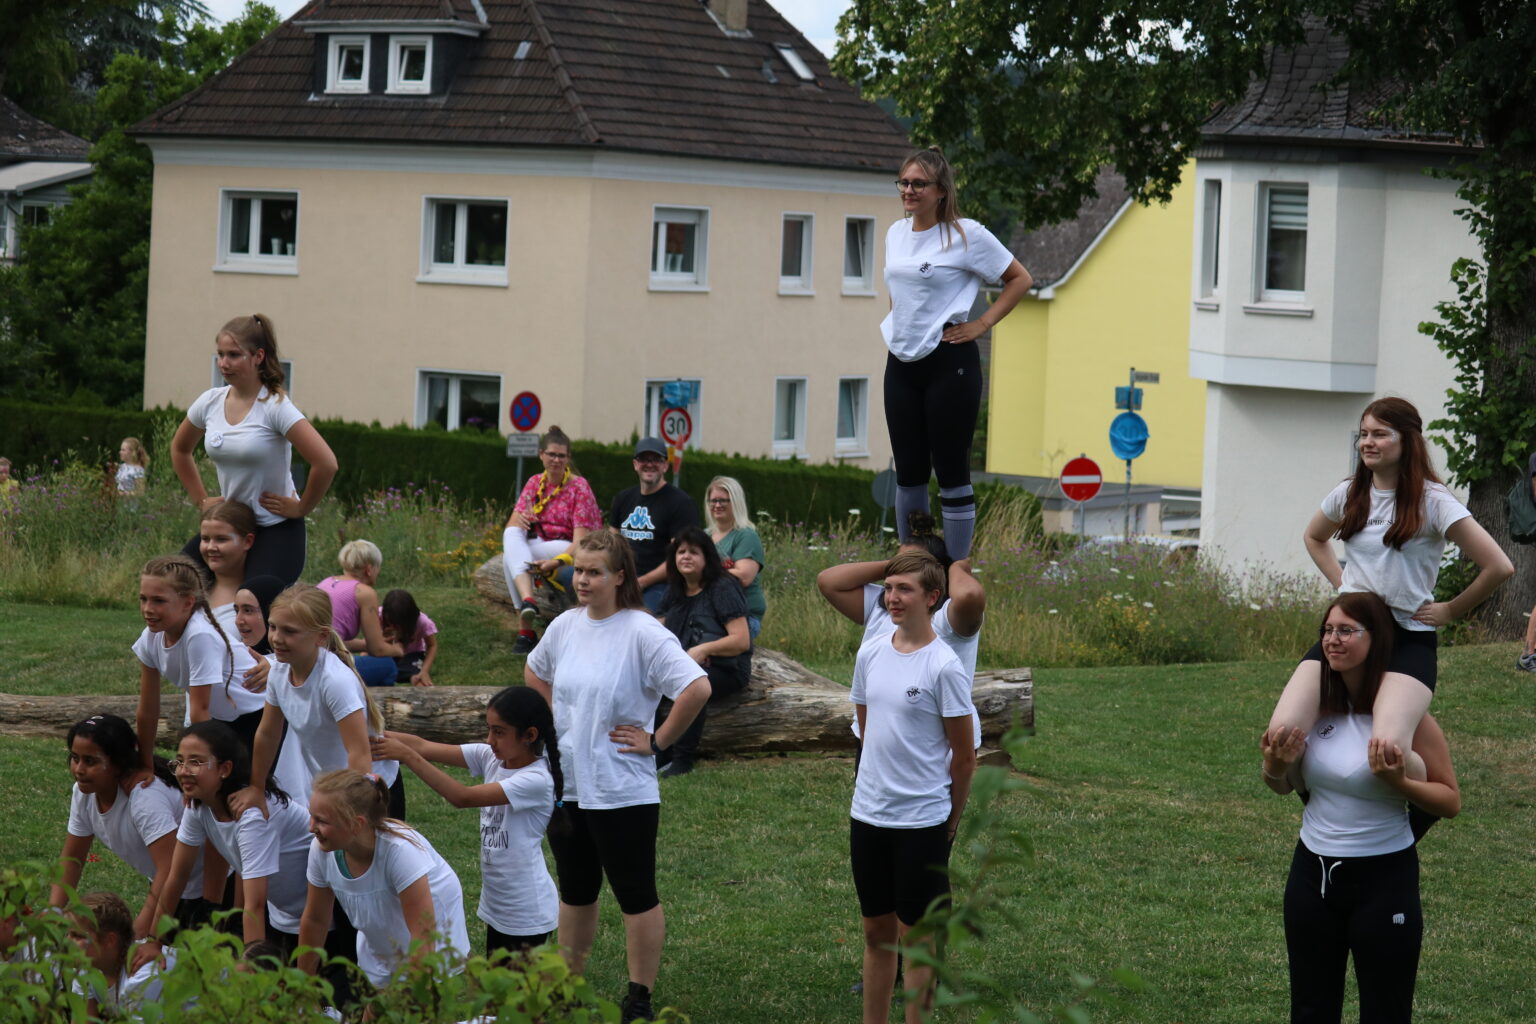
[{"x1": 634, "y1": 437, "x2": 667, "y2": 458}]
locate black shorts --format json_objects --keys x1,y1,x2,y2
[
  {"x1": 486, "y1": 924, "x2": 550, "y2": 956},
  {"x1": 1301, "y1": 622, "x2": 1437, "y2": 692},
  {"x1": 545, "y1": 802, "x2": 660, "y2": 915},
  {"x1": 849, "y1": 818, "x2": 952, "y2": 926}
]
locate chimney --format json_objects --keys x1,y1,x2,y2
[{"x1": 706, "y1": 0, "x2": 749, "y2": 34}]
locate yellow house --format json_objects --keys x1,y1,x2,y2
[{"x1": 987, "y1": 166, "x2": 1205, "y2": 528}]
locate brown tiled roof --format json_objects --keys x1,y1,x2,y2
[
  {"x1": 133, "y1": 0, "x2": 910, "y2": 172},
  {"x1": 0, "y1": 97, "x2": 91, "y2": 161},
  {"x1": 1202, "y1": 15, "x2": 1457, "y2": 150},
  {"x1": 1006, "y1": 167, "x2": 1130, "y2": 289},
  {"x1": 302, "y1": 0, "x2": 484, "y2": 22}
]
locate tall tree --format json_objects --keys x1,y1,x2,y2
[
  {"x1": 836, "y1": 2, "x2": 1536, "y2": 637},
  {"x1": 0, "y1": 4, "x2": 279, "y2": 408}
]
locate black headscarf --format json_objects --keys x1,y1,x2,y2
[{"x1": 238, "y1": 574, "x2": 286, "y2": 655}]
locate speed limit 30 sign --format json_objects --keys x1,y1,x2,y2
[{"x1": 659, "y1": 407, "x2": 693, "y2": 447}]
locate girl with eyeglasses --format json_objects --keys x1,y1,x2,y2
[
  {"x1": 1262, "y1": 591, "x2": 1461, "y2": 1022},
  {"x1": 881, "y1": 147, "x2": 1032, "y2": 561},
  {"x1": 703, "y1": 475, "x2": 767, "y2": 639},
  {"x1": 1267, "y1": 397, "x2": 1511, "y2": 783},
  {"x1": 502, "y1": 425, "x2": 603, "y2": 655},
  {"x1": 50, "y1": 714, "x2": 207, "y2": 940}
]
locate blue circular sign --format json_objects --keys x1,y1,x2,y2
[
  {"x1": 1109, "y1": 411, "x2": 1149, "y2": 461},
  {"x1": 509, "y1": 391, "x2": 542, "y2": 432}
]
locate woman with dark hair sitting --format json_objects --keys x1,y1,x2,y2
[{"x1": 654, "y1": 527, "x2": 752, "y2": 778}]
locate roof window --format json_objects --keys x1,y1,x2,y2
[
  {"x1": 774, "y1": 43, "x2": 815, "y2": 82},
  {"x1": 326, "y1": 35, "x2": 370, "y2": 94}
]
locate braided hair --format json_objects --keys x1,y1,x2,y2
[{"x1": 140, "y1": 554, "x2": 235, "y2": 701}]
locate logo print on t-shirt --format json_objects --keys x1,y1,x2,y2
[
  {"x1": 917, "y1": 261, "x2": 933, "y2": 277},
  {"x1": 1317, "y1": 722, "x2": 1336, "y2": 738},
  {"x1": 619, "y1": 505, "x2": 657, "y2": 542},
  {"x1": 905, "y1": 685, "x2": 922, "y2": 703}
]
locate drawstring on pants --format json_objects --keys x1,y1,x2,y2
[{"x1": 1317, "y1": 856, "x2": 1342, "y2": 898}]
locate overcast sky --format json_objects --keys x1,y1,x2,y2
[{"x1": 199, "y1": 0, "x2": 851, "y2": 56}]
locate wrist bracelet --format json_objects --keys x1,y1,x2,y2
[
  {"x1": 1262, "y1": 766, "x2": 1286, "y2": 781},
  {"x1": 650, "y1": 735, "x2": 663, "y2": 755}
]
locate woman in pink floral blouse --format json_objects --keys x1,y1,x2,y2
[{"x1": 502, "y1": 425, "x2": 602, "y2": 654}]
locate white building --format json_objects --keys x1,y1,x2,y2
[{"x1": 1188, "y1": 19, "x2": 1472, "y2": 574}]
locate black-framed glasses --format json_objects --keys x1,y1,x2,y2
[
  {"x1": 635, "y1": 455, "x2": 666, "y2": 465},
  {"x1": 1319, "y1": 625, "x2": 1367, "y2": 640},
  {"x1": 541, "y1": 451, "x2": 570, "y2": 460},
  {"x1": 895, "y1": 178, "x2": 933, "y2": 192},
  {"x1": 707, "y1": 498, "x2": 731, "y2": 506}
]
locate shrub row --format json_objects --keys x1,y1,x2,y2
[{"x1": 0, "y1": 400, "x2": 1038, "y2": 528}]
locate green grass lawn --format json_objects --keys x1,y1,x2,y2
[{"x1": 5, "y1": 599, "x2": 1534, "y2": 1022}]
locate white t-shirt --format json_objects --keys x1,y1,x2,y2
[
  {"x1": 66, "y1": 781, "x2": 203, "y2": 899},
  {"x1": 1299, "y1": 713, "x2": 1414, "y2": 857},
  {"x1": 132, "y1": 613, "x2": 264, "y2": 725},
  {"x1": 78, "y1": 947, "x2": 176, "y2": 1014},
  {"x1": 1321, "y1": 480, "x2": 1472, "y2": 630},
  {"x1": 881, "y1": 217, "x2": 1014, "y2": 362},
  {"x1": 115, "y1": 463, "x2": 145, "y2": 494},
  {"x1": 858, "y1": 585, "x2": 982, "y2": 747},
  {"x1": 177, "y1": 798, "x2": 313, "y2": 933},
  {"x1": 186, "y1": 386, "x2": 305, "y2": 528},
  {"x1": 850, "y1": 634, "x2": 973, "y2": 829},
  {"x1": 527, "y1": 608, "x2": 704, "y2": 810},
  {"x1": 460, "y1": 745, "x2": 559, "y2": 935},
  {"x1": 306, "y1": 829, "x2": 469, "y2": 988},
  {"x1": 264, "y1": 647, "x2": 398, "y2": 786}
]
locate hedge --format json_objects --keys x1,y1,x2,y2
[{"x1": 0, "y1": 399, "x2": 1037, "y2": 529}]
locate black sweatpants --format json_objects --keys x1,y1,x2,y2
[
  {"x1": 1284, "y1": 841, "x2": 1422, "y2": 1023},
  {"x1": 181, "y1": 514, "x2": 307, "y2": 587},
  {"x1": 883, "y1": 341, "x2": 982, "y2": 491}
]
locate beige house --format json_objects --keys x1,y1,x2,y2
[{"x1": 134, "y1": 0, "x2": 910, "y2": 465}]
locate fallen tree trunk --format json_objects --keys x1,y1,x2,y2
[{"x1": 0, "y1": 653, "x2": 1032, "y2": 754}]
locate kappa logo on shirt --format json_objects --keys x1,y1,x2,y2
[
  {"x1": 917, "y1": 261, "x2": 933, "y2": 277},
  {"x1": 619, "y1": 506, "x2": 657, "y2": 541},
  {"x1": 905, "y1": 685, "x2": 922, "y2": 704}
]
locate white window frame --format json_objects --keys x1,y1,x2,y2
[
  {"x1": 772, "y1": 377, "x2": 808, "y2": 458},
  {"x1": 1257, "y1": 183, "x2": 1308, "y2": 304},
  {"x1": 835, "y1": 377, "x2": 869, "y2": 456},
  {"x1": 644, "y1": 379, "x2": 704, "y2": 449},
  {"x1": 212, "y1": 356, "x2": 294, "y2": 396},
  {"x1": 649, "y1": 205, "x2": 709, "y2": 291},
  {"x1": 215, "y1": 189, "x2": 300, "y2": 275},
  {"x1": 1198, "y1": 179, "x2": 1221, "y2": 300},
  {"x1": 842, "y1": 216, "x2": 875, "y2": 295},
  {"x1": 779, "y1": 212, "x2": 814, "y2": 295},
  {"x1": 418, "y1": 195, "x2": 509, "y2": 286},
  {"x1": 415, "y1": 369, "x2": 503, "y2": 431},
  {"x1": 387, "y1": 35, "x2": 432, "y2": 95},
  {"x1": 326, "y1": 35, "x2": 370, "y2": 94}
]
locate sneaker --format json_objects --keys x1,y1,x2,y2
[
  {"x1": 1517, "y1": 652, "x2": 1536, "y2": 673},
  {"x1": 659, "y1": 759, "x2": 694, "y2": 779},
  {"x1": 519, "y1": 596, "x2": 538, "y2": 621},
  {"x1": 620, "y1": 983, "x2": 653, "y2": 1023},
  {"x1": 512, "y1": 632, "x2": 538, "y2": 656}
]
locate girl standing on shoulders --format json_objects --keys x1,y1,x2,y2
[
  {"x1": 1262, "y1": 592, "x2": 1461, "y2": 1023},
  {"x1": 524, "y1": 529, "x2": 710, "y2": 1024},
  {"x1": 116, "y1": 438, "x2": 148, "y2": 498},
  {"x1": 502, "y1": 425, "x2": 602, "y2": 655},
  {"x1": 171, "y1": 314, "x2": 337, "y2": 586},
  {"x1": 297, "y1": 770, "x2": 469, "y2": 991},
  {"x1": 882, "y1": 148, "x2": 1031, "y2": 560},
  {"x1": 1268, "y1": 397, "x2": 1511, "y2": 780},
  {"x1": 318, "y1": 540, "x2": 404, "y2": 687},
  {"x1": 133, "y1": 554, "x2": 265, "y2": 760},
  {"x1": 234, "y1": 584, "x2": 401, "y2": 821},
  {"x1": 703, "y1": 475, "x2": 767, "y2": 639},
  {"x1": 145, "y1": 721, "x2": 311, "y2": 951},
  {"x1": 51, "y1": 715, "x2": 205, "y2": 940},
  {"x1": 371, "y1": 686, "x2": 560, "y2": 956}
]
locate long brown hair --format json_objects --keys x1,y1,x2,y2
[
  {"x1": 218, "y1": 314, "x2": 287, "y2": 402},
  {"x1": 576, "y1": 529, "x2": 643, "y2": 610},
  {"x1": 1334, "y1": 397, "x2": 1441, "y2": 549},
  {"x1": 1318, "y1": 592, "x2": 1396, "y2": 715},
  {"x1": 899, "y1": 147, "x2": 968, "y2": 250}
]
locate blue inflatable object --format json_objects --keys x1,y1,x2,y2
[{"x1": 1109, "y1": 412, "x2": 1149, "y2": 461}]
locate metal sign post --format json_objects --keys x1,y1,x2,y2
[
  {"x1": 1110, "y1": 367, "x2": 1156, "y2": 538},
  {"x1": 1060, "y1": 455, "x2": 1103, "y2": 539},
  {"x1": 506, "y1": 391, "x2": 542, "y2": 490}
]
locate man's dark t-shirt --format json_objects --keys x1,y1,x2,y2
[{"x1": 609, "y1": 482, "x2": 697, "y2": 576}]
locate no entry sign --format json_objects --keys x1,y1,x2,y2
[{"x1": 1061, "y1": 456, "x2": 1103, "y2": 503}]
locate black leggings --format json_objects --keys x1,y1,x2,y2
[
  {"x1": 883, "y1": 341, "x2": 982, "y2": 491},
  {"x1": 486, "y1": 924, "x2": 550, "y2": 956},
  {"x1": 545, "y1": 802, "x2": 660, "y2": 915},
  {"x1": 1284, "y1": 841, "x2": 1421, "y2": 1023},
  {"x1": 849, "y1": 818, "x2": 952, "y2": 925},
  {"x1": 181, "y1": 515, "x2": 307, "y2": 587}
]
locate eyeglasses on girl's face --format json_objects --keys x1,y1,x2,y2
[
  {"x1": 170, "y1": 758, "x2": 214, "y2": 773},
  {"x1": 895, "y1": 178, "x2": 934, "y2": 193},
  {"x1": 1319, "y1": 625, "x2": 1367, "y2": 640}
]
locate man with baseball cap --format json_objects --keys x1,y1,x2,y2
[{"x1": 609, "y1": 437, "x2": 698, "y2": 612}]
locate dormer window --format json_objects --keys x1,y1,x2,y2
[
  {"x1": 327, "y1": 35, "x2": 369, "y2": 93},
  {"x1": 388, "y1": 36, "x2": 432, "y2": 94}
]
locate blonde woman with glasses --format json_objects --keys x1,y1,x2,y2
[{"x1": 704, "y1": 475, "x2": 766, "y2": 638}]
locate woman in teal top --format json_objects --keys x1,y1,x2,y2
[{"x1": 705, "y1": 476, "x2": 767, "y2": 638}]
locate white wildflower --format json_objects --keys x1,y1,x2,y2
[
  {"x1": 1249, "y1": 602, "x2": 1262, "y2": 611},
  {"x1": 1143, "y1": 602, "x2": 1154, "y2": 608}
]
